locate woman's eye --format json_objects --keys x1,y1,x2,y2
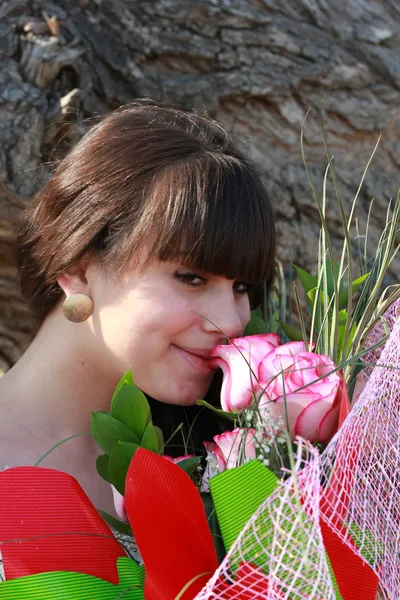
[
  {"x1": 174, "y1": 271, "x2": 206, "y2": 287},
  {"x1": 234, "y1": 281, "x2": 252, "y2": 295}
]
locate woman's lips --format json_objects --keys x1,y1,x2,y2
[{"x1": 172, "y1": 345, "x2": 215, "y2": 373}]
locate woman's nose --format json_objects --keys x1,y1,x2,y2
[{"x1": 201, "y1": 295, "x2": 247, "y2": 340}]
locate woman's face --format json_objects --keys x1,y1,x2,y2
[{"x1": 86, "y1": 257, "x2": 251, "y2": 405}]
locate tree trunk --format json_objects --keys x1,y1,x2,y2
[{"x1": 1, "y1": 0, "x2": 400, "y2": 368}]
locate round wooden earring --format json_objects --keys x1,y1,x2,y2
[{"x1": 62, "y1": 293, "x2": 94, "y2": 323}]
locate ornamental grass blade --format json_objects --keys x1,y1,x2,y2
[{"x1": 299, "y1": 112, "x2": 400, "y2": 387}]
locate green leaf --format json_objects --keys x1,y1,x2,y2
[
  {"x1": 338, "y1": 272, "x2": 370, "y2": 310},
  {"x1": 244, "y1": 311, "x2": 267, "y2": 335},
  {"x1": 111, "y1": 381, "x2": 151, "y2": 440},
  {"x1": 176, "y1": 456, "x2": 201, "y2": 477},
  {"x1": 278, "y1": 320, "x2": 304, "y2": 342},
  {"x1": 97, "y1": 509, "x2": 133, "y2": 536},
  {"x1": 153, "y1": 425, "x2": 164, "y2": 455},
  {"x1": 141, "y1": 422, "x2": 162, "y2": 453},
  {"x1": 294, "y1": 265, "x2": 318, "y2": 294},
  {"x1": 306, "y1": 287, "x2": 328, "y2": 316},
  {"x1": 252, "y1": 306, "x2": 263, "y2": 319},
  {"x1": 96, "y1": 454, "x2": 111, "y2": 483},
  {"x1": 112, "y1": 369, "x2": 134, "y2": 402},
  {"x1": 306, "y1": 286, "x2": 320, "y2": 314},
  {"x1": 91, "y1": 412, "x2": 140, "y2": 455},
  {"x1": 108, "y1": 441, "x2": 140, "y2": 495}
]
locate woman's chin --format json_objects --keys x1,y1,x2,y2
[{"x1": 150, "y1": 381, "x2": 211, "y2": 407}]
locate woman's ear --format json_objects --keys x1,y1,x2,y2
[{"x1": 56, "y1": 261, "x2": 90, "y2": 298}]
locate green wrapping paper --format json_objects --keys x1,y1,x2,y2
[{"x1": 0, "y1": 556, "x2": 144, "y2": 599}]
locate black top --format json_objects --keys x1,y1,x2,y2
[{"x1": 147, "y1": 371, "x2": 232, "y2": 457}]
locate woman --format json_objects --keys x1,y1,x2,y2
[{"x1": 0, "y1": 100, "x2": 275, "y2": 515}]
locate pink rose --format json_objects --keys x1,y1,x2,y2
[
  {"x1": 210, "y1": 334, "x2": 280, "y2": 412},
  {"x1": 163, "y1": 454, "x2": 194, "y2": 465},
  {"x1": 204, "y1": 427, "x2": 257, "y2": 471},
  {"x1": 258, "y1": 343, "x2": 342, "y2": 443},
  {"x1": 112, "y1": 485, "x2": 129, "y2": 522},
  {"x1": 112, "y1": 454, "x2": 194, "y2": 522},
  {"x1": 211, "y1": 334, "x2": 348, "y2": 444}
]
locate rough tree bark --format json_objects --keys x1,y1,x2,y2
[{"x1": 1, "y1": 0, "x2": 400, "y2": 370}]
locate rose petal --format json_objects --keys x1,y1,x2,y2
[
  {"x1": 111, "y1": 485, "x2": 129, "y2": 523},
  {"x1": 203, "y1": 441, "x2": 215, "y2": 453},
  {"x1": 275, "y1": 341, "x2": 307, "y2": 357},
  {"x1": 231, "y1": 333, "x2": 281, "y2": 354},
  {"x1": 295, "y1": 395, "x2": 338, "y2": 442},
  {"x1": 318, "y1": 404, "x2": 340, "y2": 443},
  {"x1": 210, "y1": 345, "x2": 258, "y2": 412},
  {"x1": 265, "y1": 392, "x2": 320, "y2": 438},
  {"x1": 204, "y1": 440, "x2": 226, "y2": 471},
  {"x1": 258, "y1": 342, "x2": 306, "y2": 382},
  {"x1": 213, "y1": 428, "x2": 257, "y2": 470},
  {"x1": 315, "y1": 373, "x2": 350, "y2": 442},
  {"x1": 337, "y1": 373, "x2": 352, "y2": 427},
  {"x1": 211, "y1": 334, "x2": 281, "y2": 412},
  {"x1": 163, "y1": 454, "x2": 194, "y2": 464}
]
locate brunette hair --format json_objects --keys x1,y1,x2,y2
[{"x1": 17, "y1": 100, "x2": 275, "y2": 324}]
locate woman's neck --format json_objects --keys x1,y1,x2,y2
[
  {"x1": 3, "y1": 316, "x2": 119, "y2": 434},
  {"x1": 0, "y1": 307, "x2": 122, "y2": 512}
]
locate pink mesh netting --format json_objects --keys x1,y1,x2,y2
[
  {"x1": 196, "y1": 442, "x2": 336, "y2": 599},
  {"x1": 196, "y1": 302, "x2": 400, "y2": 599}
]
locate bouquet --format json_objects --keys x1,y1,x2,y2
[{"x1": 1, "y1": 134, "x2": 400, "y2": 599}]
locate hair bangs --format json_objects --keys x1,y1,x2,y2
[{"x1": 141, "y1": 154, "x2": 275, "y2": 289}]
